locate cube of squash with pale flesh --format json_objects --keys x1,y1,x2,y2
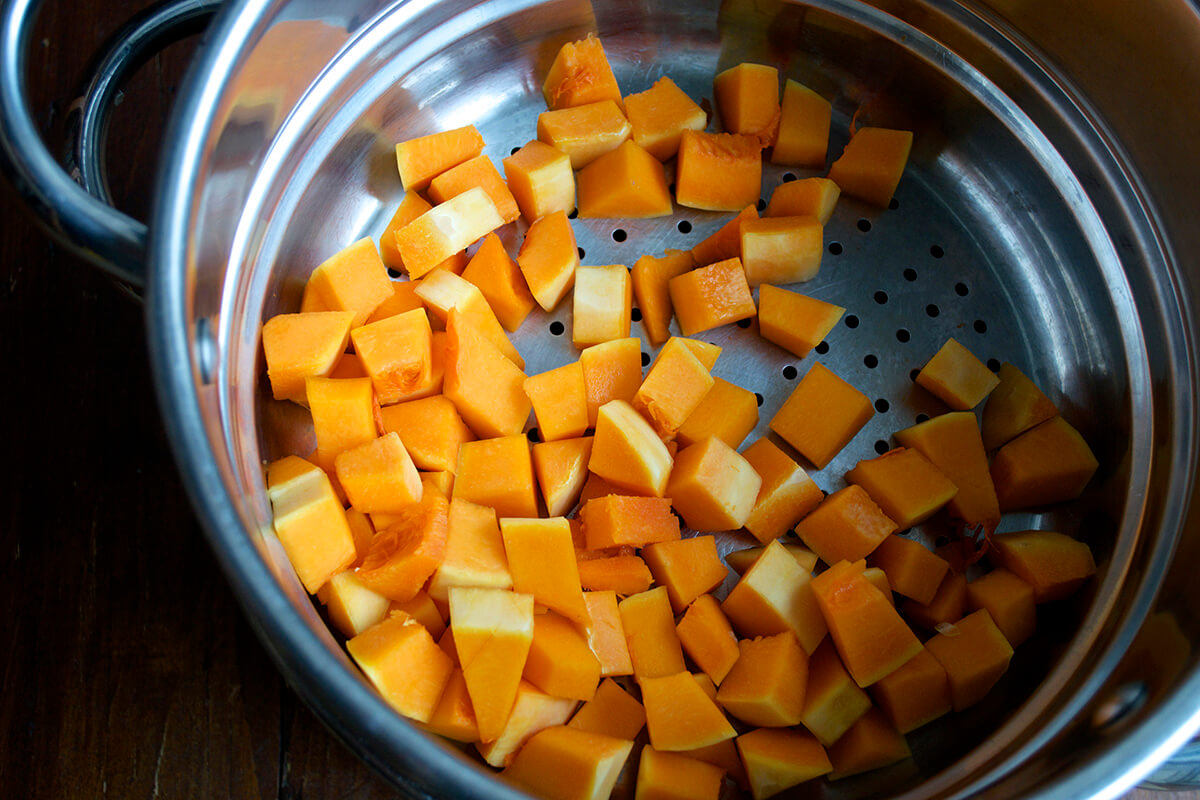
[
  {"x1": 772, "y1": 80, "x2": 832, "y2": 167},
  {"x1": 426, "y1": 498, "x2": 511, "y2": 603},
  {"x1": 443, "y1": 309, "x2": 531, "y2": 439},
  {"x1": 394, "y1": 124, "x2": 485, "y2": 192},
  {"x1": 504, "y1": 139, "x2": 576, "y2": 222},
  {"x1": 579, "y1": 337, "x2": 643, "y2": 426},
  {"x1": 846, "y1": 446, "x2": 959, "y2": 529},
  {"x1": 477, "y1": 679, "x2": 576, "y2": 767},
  {"x1": 537, "y1": 100, "x2": 631, "y2": 169},
  {"x1": 461, "y1": 233, "x2": 536, "y2": 332},
  {"x1": 668, "y1": 436, "x2": 763, "y2": 532},
  {"x1": 578, "y1": 140, "x2": 673, "y2": 218},
  {"x1": 504, "y1": 725, "x2": 633, "y2": 800},
  {"x1": 991, "y1": 530, "x2": 1096, "y2": 602},
  {"x1": 379, "y1": 192, "x2": 433, "y2": 272},
  {"x1": 266, "y1": 455, "x2": 357, "y2": 593},
  {"x1": 966, "y1": 568, "x2": 1036, "y2": 646},
  {"x1": 799, "y1": 639, "x2": 871, "y2": 746},
  {"x1": 502, "y1": 517, "x2": 588, "y2": 624},
  {"x1": 716, "y1": 632, "x2": 809, "y2": 727},
  {"x1": 350, "y1": 308, "x2": 434, "y2": 405},
  {"x1": 736, "y1": 727, "x2": 832, "y2": 800},
  {"x1": 917, "y1": 337, "x2": 1000, "y2": 410},
  {"x1": 543, "y1": 35, "x2": 623, "y2": 111},
  {"x1": 982, "y1": 362, "x2": 1058, "y2": 450},
  {"x1": 870, "y1": 646, "x2": 952, "y2": 733},
  {"x1": 714, "y1": 62, "x2": 781, "y2": 146},
  {"x1": 765, "y1": 176, "x2": 840, "y2": 223},
  {"x1": 453, "y1": 434, "x2": 537, "y2": 518},
  {"x1": 635, "y1": 746, "x2": 724, "y2": 800},
  {"x1": 642, "y1": 535, "x2": 728, "y2": 613},
  {"x1": 796, "y1": 484, "x2": 897, "y2": 565},
  {"x1": 675, "y1": 130, "x2": 763, "y2": 211},
  {"x1": 867, "y1": 535, "x2": 950, "y2": 606},
  {"x1": 676, "y1": 594, "x2": 741, "y2": 686},
  {"x1": 669, "y1": 257, "x2": 757, "y2": 336},
  {"x1": 826, "y1": 708, "x2": 911, "y2": 780},
  {"x1": 827, "y1": 126, "x2": 913, "y2": 208},
  {"x1": 427, "y1": 154, "x2": 520, "y2": 224},
  {"x1": 642, "y1": 671, "x2": 737, "y2": 751},
  {"x1": 517, "y1": 209, "x2": 579, "y2": 311},
  {"x1": 582, "y1": 591, "x2": 634, "y2": 677},
  {"x1": 355, "y1": 491, "x2": 449, "y2": 603},
  {"x1": 634, "y1": 336, "x2": 714, "y2": 439},
  {"x1": 524, "y1": 361, "x2": 589, "y2": 442},
  {"x1": 390, "y1": 589, "x2": 446, "y2": 641},
  {"x1": 740, "y1": 437, "x2": 824, "y2": 544},
  {"x1": 925, "y1": 609, "x2": 1014, "y2": 710},
  {"x1": 740, "y1": 216, "x2": 824, "y2": 286},
  {"x1": 573, "y1": 265, "x2": 632, "y2": 347},
  {"x1": 676, "y1": 377, "x2": 759, "y2": 450},
  {"x1": 320, "y1": 570, "x2": 390, "y2": 637},
  {"x1": 532, "y1": 436, "x2": 592, "y2": 517},
  {"x1": 305, "y1": 376, "x2": 379, "y2": 471},
  {"x1": 722, "y1": 539, "x2": 827, "y2": 653},
  {"x1": 569, "y1": 677, "x2": 645, "y2": 739},
  {"x1": 305, "y1": 237, "x2": 394, "y2": 327},
  {"x1": 334, "y1": 432, "x2": 422, "y2": 514},
  {"x1": 991, "y1": 415, "x2": 1099, "y2": 510},
  {"x1": 347, "y1": 611, "x2": 453, "y2": 723},
  {"x1": 262, "y1": 311, "x2": 354, "y2": 403},
  {"x1": 394, "y1": 187, "x2": 504, "y2": 280},
  {"x1": 631, "y1": 249, "x2": 695, "y2": 345},
  {"x1": 894, "y1": 411, "x2": 1000, "y2": 533},
  {"x1": 770, "y1": 362, "x2": 873, "y2": 469},
  {"x1": 589, "y1": 400, "x2": 674, "y2": 497},
  {"x1": 619, "y1": 587, "x2": 687, "y2": 680},
  {"x1": 524, "y1": 612, "x2": 602, "y2": 702},
  {"x1": 757, "y1": 284, "x2": 844, "y2": 359},
  {"x1": 415, "y1": 262, "x2": 524, "y2": 368},
  {"x1": 624, "y1": 76, "x2": 708, "y2": 161}
]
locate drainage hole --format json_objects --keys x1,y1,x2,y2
[
  {"x1": 828, "y1": 241, "x2": 843, "y2": 256},
  {"x1": 903, "y1": 267, "x2": 918, "y2": 282},
  {"x1": 863, "y1": 354, "x2": 879, "y2": 369},
  {"x1": 875, "y1": 398, "x2": 890, "y2": 413},
  {"x1": 815, "y1": 341, "x2": 830, "y2": 355},
  {"x1": 755, "y1": 392, "x2": 764, "y2": 407},
  {"x1": 549, "y1": 320, "x2": 565, "y2": 336},
  {"x1": 889, "y1": 197, "x2": 900, "y2": 210},
  {"x1": 783, "y1": 172, "x2": 797, "y2": 183},
  {"x1": 641, "y1": 351, "x2": 651, "y2": 367},
  {"x1": 677, "y1": 220, "x2": 692, "y2": 234},
  {"x1": 926, "y1": 303, "x2": 940, "y2": 318},
  {"x1": 874, "y1": 290, "x2": 888, "y2": 305},
  {"x1": 909, "y1": 368, "x2": 921, "y2": 382},
  {"x1": 612, "y1": 228, "x2": 627, "y2": 243},
  {"x1": 857, "y1": 218, "x2": 872, "y2": 233},
  {"x1": 736, "y1": 318, "x2": 753, "y2": 329},
  {"x1": 844, "y1": 314, "x2": 859, "y2": 329},
  {"x1": 568, "y1": 209, "x2": 579, "y2": 220},
  {"x1": 930, "y1": 244, "x2": 945, "y2": 258},
  {"x1": 578, "y1": 247, "x2": 586, "y2": 259},
  {"x1": 782, "y1": 365, "x2": 798, "y2": 380},
  {"x1": 387, "y1": 268, "x2": 402, "y2": 279},
  {"x1": 974, "y1": 319, "x2": 988, "y2": 334},
  {"x1": 874, "y1": 439, "x2": 890, "y2": 455},
  {"x1": 955, "y1": 281, "x2": 969, "y2": 296},
  {"x1": 896, "y1": 328, "x2": 911, "y2": 343},
  {"x1": 987, "y1": 358, "x2": 1002, "y2": 372},
  {"x1": 916, "y1": 413, "x2": 930, "y2": 424},
  {"x1": 510, "y1": 146, "x2": 521, "y2": 155},
  {"x1": 756, "y1": 198, "x2": 767, "y2": 212},
  {"x1": 526, "y1": 428, "x2": 541, "y2": 443},
  {"x1": 631, "y1": 308, "x2": 643, "y2": 322}
]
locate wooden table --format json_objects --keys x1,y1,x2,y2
[{"x1": 0, "y1": 1, "x2": 1186, "y2": 797}]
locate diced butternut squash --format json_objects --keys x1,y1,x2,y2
[
  {"x1": 415, "y1": 267, "x2": 524, "y2": 368},
  {"x1": 524, "y1": 361, "x2": 589, "y2": 442},
  {"x1": 386, "y1": 329, "x2": 447, "y2": 404},
  {"x1": 757, "y1": 284, "x2": 844, "y2": 359},
  {"x1": 379, "y1": 192, "x2": 434, "y2": 272},
  {"x1": 501, "y1": 517, "x2": 588, "y2": 623},
  {"x1": 771, "y1": 80, "x2": 832, "y2": 168},
  {"x1": 589, "y1": 400, "x2": 674, "y2": 497},
  {"x1": 691, "y1": 204, "x2": 757, "y2": 267},
  {"x1": 428, "y1": 154, "x2": 520, "y2": 224},
  {"x1": 305, "y1": 376, "x2": 380, "y2": 471},
  {"x1": 868, "y1": 535, "x2": 950, "y2": 606},
  {"x1": 582, "y1": 591, "x2": 634, "y2": 677},
  {"x1": 619, "y1": 586, "x2": 687, "y2": 679},
  {"x1": 635, "y1": 746, "x2": 725, "y2": 800},
  {"x1": 305, "y1": 238, "x2": 394, "y2": 327},
  {"x1": 347, "y1": 611, "x2": 453, "y2": 723},
  {"x1": 355, "y1": 490, "x2": 449, "y2": 603},
  {"x1": 811, "y1": 560, "x2": 921, "y2": 687},
  {"x1": 827, "y1": 127, "x2": 913, "y2": 208},
  {"x1": 578, "y1": 140, "x2": 674, "y2": 218},
  {"x1": 662, "y1": 336, "x2": 722, "y2": 371},
  {"x1": 925, "y1": 609, "x2": 1014, "y2": 710},
  {"x1": 517, "y1": 209, "x2": 579, "y2": 311},
  {"x1": 642, "y1": 536, "x2": 727, "y2": 613},
  {"x1": 477, "y1": 679, "x2": 577, "y2": 767},
  {"x1": 579, "y1": 337, "x2": 643, "y2": 426},
  {"x1": 624, "y1": 76, "x2": 708, "y2": 161},
  {"x1": 795, "y1": 485, "x2": 897, "y2": 565},
  {"x1": 350, "y1": 308, "x2": 434, "y2": 405},
  {"x1": 716, "y1": 632, "x2": 808, "y2": 727},
  {"x1": 461, "y1": 233, "x2": 536, "y2": 332},
  {"x1": 799, "y1": 639, "x2": 871, "y2": 746},
  {"x1": 866, "y1": 563, "x2": 896, "y2": 601},
  {"x1": 990, "y1": 530, "x2": 1096, "y2": 602},
  {"x1": 740, "y1": 215, "x2": 823, "y2": 286},
  {"x1": 966, "y1": 568, "x2": 1036, "y2": 646},
  {"x1": 676, "y1": 594, "x2": 741, "y2": 685},
  {"x1": 917, "y1": 337, "x2": 1000, "y2": 410},
  {"x1": 894, "y1": 411, "x2": 1000, "y2": 532},
  {"x1": 722, "y1": 539, "x2": 827, "y2": 653},
  {"x1": 444, "y1": 309, "x2": 531, "y2": 438},
  {"x1": 394, "y1": 187, "x2": 505, "y2": 279},
  {"x1": 682, "y1": 739, "x2": 748, "y2": 789},
  {"x1": 334, "y1": 432, "x2": 423, "y2": 514},
  {"x1": 632, "y1": 249, "x2": 695, "y2": 345},
  {"x1": 634, "y1": 337, "x2": 714, "y2": 439},
  {"x1": 668, "y1": 257, "x2": 757, "y2": 336},
  {"x1": 320, "y1": 570, "x2": 391, "y2": 637},
  {"x1": 726, "y1": 543, "x2": 819, "y2": 576},
  {"x1": 675, "y1": 130, "x2": 763, "y2": 211},
  {"x1": 453, "y1": 434, "x2": 538, "y2": 518},
  {"x1": 668, "y1": 437, "x2": 763, "y2": 532},
  {"x1": 395, "y1": 124, "x2": 485, "y2": 192},
  {"x1": 427, "y1": 498, "x2": 512, "y2": 603},
  {"x1": 422, "y1": 667, "x2": 479, "y2": 742},
  {"x1": 675, "y1": 377, "x2": 758, "y2": 450},
  {"x1": 736, "y1": 728, "x2": 832, "y2": 800},
  {"x1": 573, "y1": 265, "x2": 633, "y2": 347},
  {"x1": 991, "y1": 416, "x2": 1099, "y2": 510},
  {"x1": 390, "y1": 589, "x2": 447, "y2": 640},
  {"x1": 538, "y1": 100, "x2": 632, "y2": 169},
  {"x1": 262, "y1": 311, "x2": 354, "y2": 403},
  {"x1": 577, "y1": 555, "x2": 653, "y2": 595},
  {"x1": 982, "y1": 362, "x2": 1058, "y2": 450},
  {"x1": 770, "y1": 362, "x2": 872, "y2": 469},
  {"x1": 714, "y1": 62, "x2": 781, "y2": 146},
  {"x1": 580, "y1": 494, "x2": 680, "y2": 549},
  {"x1": 825, "y1": 708, "x2": 911, "y2": 780},
  {"x1": 543, "y1": 35, "x2": 623, "y2": 111},
  {"x1": 378, "y1": 395, "x2": 474, "y2": 474},
  {"x1": 504, "y1": 725, "x2": 633, "y2": 800},
  {"x1": 569, "y1": 676, "x2": 645, "y2": 739},
  {"x1": 504, "y1": 139, "x2": 576, "y2": 222},
  {"x1": 524, "y1": 612, "x2": 603, "y2": 701},
  {"x1": 366, "y1": 280, "x2": 425, "y2": 326},
  {"x1": 903, "y1": 571, "x2": 967, "y2": 632},
  {"x1": 532, "y1": 436, "x2": 593, "y2": 516},
  {"x1": 740, "y1": 438, "x2": 824, "y2": 544},
  {"x1": 870, "y1": 646, "x2": 952, "y2": 734},
  {"x1": 846, "y1": 446, "x2": 959, "y2": 529},
  {"x1": 266, "y1": 456, "x2": 357, "y2": 594},
  {"x1": 642, "y1": 671, "x2": 737, "y2": 751}
]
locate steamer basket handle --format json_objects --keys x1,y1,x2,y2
[{"x1": 0, "y1": 0, "x2": 218, "y2": 289}]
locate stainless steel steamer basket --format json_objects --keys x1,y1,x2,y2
[{"x1": 4, "y1": 0, "x2": 1200, "y2": 797}]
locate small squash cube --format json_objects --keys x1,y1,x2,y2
[
  {"x1": 631, "y1": 249, "x2": 695, "y2": 345},
  {"x1": 501, "y1": 517, "x2": 587, "y2": 624},
  {"x1": 966, "y1": 568, "x2": 1036, "y2": 646},
  {"x1": 543, "y1": 35, "x2": 623, "y2": 111},
  {"x1": 262, "y1": 311, "x2": 354, "y2": 404},
  {"x1": 355, "y1": 491, "x2": 449, "y2": 603},
  {"x1": 903, "y1": 571, "x2": 968, "y2": 632},
  {"x1": 305, "y1": 376, "x2": 379, "y2": 470},
  {"x1": 757, "y1": 284, "x2": 844, "y2": 359},
  {"x1": 619, "y1": 587, "x2": 687, "y2": 679},
  {"x1": 580, "y1": 494, "x2": 680, "y2": 549},
  {"x1": 770, "y1": 362, "x2": 872, "y2": 469},
  {"x1": 378, "y1": 395, "x2": 474, "y2": 474},
  {"x1": 426, "y1": 498, "x2": 511, "y2": 603},
  {"x1": 740, "y1": 216, "x2": 824, "y2": 286},
  {"x1": 577, "y1": 555, "x2": 653, "y2": 596},
  {"x1": 524, "y1": 612, "x2": 602, "y2": 702},
  {"x1": 867, "y1": 535, "x2": 951, "y2": 606},
  {"x1": 517, "y1": 209, "x2": 579, "y2": 311},
  {"x1": 634, "y1": 337, "x2": 714, "y2": 439},
  {"x1": 894, "y1": 411, "x2": 1000, "y2": 532},
  {"x1": 350, "y1": 307, "x2": 434, "y2": 405},
  {"x1": 538, "y1": 99, "x2": 632, "y2": 169},
  {"x1": 799, "y1": 639, "x2": 871, "y2": 746},
  {"x1": 642, "y1": 671, "x2": 737, "y2": 751},
  {"x1": 578, "y1": 140, "x2": 673, "y2": 218},
  {"x1": 990, "y1": 530, "x2": 1096, "y2": 603},
  {"x1": 394, "y1": 124, "x2": 485, "y2": 192},
  {"x1": 569, "y1": 677, "x2": 645, "y2": 739},
  {"x1": 771, "y1": 80, "x2": 832, "y2": 168},
  {"x1": 740, "y1": 438, "x2": 824, "y2": 544},
  {"x1": 422, "y1": 668, "x2": 479, "y2": 742},
  {"x1": 582, "y1": 591, "x2": 634, "y2": 677},
  {"x1": 346, "y1": 611, "x2": 453, "y2": 723},
  {"x1": 505, "y1": 725, "x2": 634, "y2": 800},
  {"x1": 266, "y1": 456, "x2": 357, "y2": 594},
  {"x1": 991, "y1": 416, "x2": 1099, "y2": 510},
  {"x1": 845, "y1": 446, "x2": 959, "y2": 529},
  {"x1": 532, "y1": 436, "x2": 593, "y2": 516},
  {"x1": 716, "y1": 632, "x2": 809, "y2": 727},
  {"x1": 714, "y1": 62, "x2": 781, "y2": 146},
  {"x1": 827, "y1": 126, "x2": 913, "y2": 208},
  {"x1": 668, "y1": 436, "x2": 763, "y2": 531},
  {"x1": 925, "y1": 609, "x2": 1014, "y2": 710},
  {"x1": 736, "y1": 728, "x2": 832, "y2": 800},
  {"x1": 504, "y1": 139, "x2": 576, "y2": 222},
  {"x1": 453, "y1": 434, "x2": 537, "y2": 517},
  {"x1": 305, "y1": 237, "x2": 394, "y2": 327},
  {"x1": 765, "y1": 176, "x2": 840, "y2": 225},
  {"x1": 366, "y1": 280, "x2": 425, "y2": 325},
  {"x1": 981, "y1": 362, "x2": 1058, "y2": 450},
  {"x1": 394, "y1": 187, "x2": 505, "y2": 279},
  {"x1": 428, "y1": 154, "x2": 521, "y2": 224},
  {"x1": 676, "y1": 377, "x2": 759, "y2": 450},
  {"x1": 334, "y1": 432, "x2": 423, "y2": 514},
  {"x1": 722, "y1": 539, "x2": 827, "y2": 653},
  {"x1": 826, "y1": 708, "x2": 911, "y2": 780},
  {"x1": 635, "y1": 746, "x2": 724, "y2": 800},
  {"x1": 443, "y1": 309, "x2": 531, "y2": 439},
  {"x1": 589, "y1": 400, "x2": 674, "y2": 497},
  {"x1": 573, "y1": 265, "x2": 633, "y2": 347},
  {"x1": 870, "y1": 646, "x2": 952, "y2": 733},
  {"x1": 320, "y1": 570, "x2": 391, "y2": 637},
  {"x1": 675, "y1": 130, "x2": 763, "y2": 211},
  {"x1": 524, "y1": 361, "x2": 589, "y2": 441},
  {"x1": 624, "y1": 76, "x2": 708, "y2": 161},
  {"x1": 378, "y1": 192, "x2": 434, "y2": 273},
  {"x1": 415, "y1": 257, "x2": 524, "y2": 368},
  {"x1": 691, "y1": 204, "x2": 757, "y2": 266},
  {"x1": 668, "y1": 257, "x2": 757, "y2": 336},
  {"x1": 917, "y1": 337, "x2": 1000, "y2": 410},
  {"x1": 795, "y1": 485, "x2": 896, "y2": 564},
  {"x1": 579, "y1": 337, "x2": 643, "y2": 426},
  {"x1": 461, "y1": 233, "x2": 536, "y2": 332},
  {"x1": 642, "y1": 535, "x2": 728, "y2": 613},
  {"x1": 476, "y1": 679, "x2": 577, "y2": 766},
  {"x1": 676, "y1": 594, "x2": 741, "y2": 685}
]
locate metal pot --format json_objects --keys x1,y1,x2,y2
[{"x1": 3, "y1": 0, "x2": 1199, "y2": 796}]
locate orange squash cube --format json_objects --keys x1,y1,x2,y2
[
  {"x1": 869, "y1": 646, "x2": 952, "y2": 734},
  {"x1": 305, "y1": 237, "x2": 394, "y2": 327},
  {"x1": 635, "y1": 746, "x2": 725, "y2": 800},
  {"x1": 682, "y1": 739, "x2": 748, "y2": 789},
  {"x1": 676, "y1": 594, "x2": 741, "y2": 685},
  {"x1": 426, "y1": 498, "x2": 512, "y2": 603},
  {"x1": 573, "y1": 265, "x2": 633, "y2": 347},
  {"x1": 319, "y1": 570, "x2": 390, "y2": 637},
  {"x1": 504, "y1": 725, "x2": 633, "y2": 800},
  {"x1": 894, "y1": 412, "x2": 1000, "y2": 533},
  {"x1": 589, "y1": 400, "x2": 674, "y2": 497},
  {"x1": 714, "y1": 62, "x2": 781, "y2": 146},
  {"x1": 578, "y1": 140, "x2": 673, "y2": 218},
  {"x1": 642, "y1": 535, "x2": 728, "y2": 613},
  {"x1": 262, "y1": 311, "x2": 354, "y2": 403},
  {"x1": 991, "y1": 416, "x2": 1099, "y2": 510},
  {"x1": 757, "y1": 284, "x2": 844, "y2": 359},
  {"x1": 624, "y1": 76, "x2": 708, "y2": 161},
  {"x1": 676, "y1": 377, "x2": 759, "y2": 450},
  {"x1": 266, "y1": 455, "x2": 358, "y2": 594},
  {"x1": 619, "y1": 587, "x2": 687, "y2": 679},
  {"x1": 765, "y1": 176, "x2": 840, "y2": 223},
  {"x1": 966, "y1": 568, "x2": 1036, "y2": 647},
  {"x1": 771, "y1": 80, "x2": 832, "y2": 168},
  {"x1": 443, "y1": 309, "x2": 531, "y2": 438},
  {"x1": 476, "y1": 679, "x2": 577, "y2": 767},
  {"x1": 845, "y1": 446, "x2": 959, "y2": 529},
  {"x1": 794, "y1": 485, "x2": 897, "y2": 564},
  {"x1": 811, "y1": 560, "x2": 921, "y2": 687},
  {"x1": 736, "y1": 727, "x2": 832, "y2": 800},
  {"x1": 569, "y1": 676, "x2": 645, "y2": 739},
  {"x1": 642, "y1": 671, "x2": 737, "y2": 751},
  {"x1": 503, "y1": 139, "x2": 576, "y2": 222},
  {"x1": 580, "y1": 494, "x2": 680, "y2": 549},
  {"x1": 532, "y1": 436, "x2": 593, "y2": 516},
  {"x1": 716, "y1": 632, "x2": 809, "y2": 727},
  {"x1": 378, "y1": 395, "x2": 474, "y2": 474},
  {"x1": 384, "y1": 328, "x2": 447, "y2": 404},
  {"x1": 305, "y1": 376, "x2": 379, "y2": 471},
  {"x1": 691, "y1": 204, "x2": 757, "y2": 267},
  {"x1": 770, "y1": 362, "x2": 873, "y2": 469},
  {"x1": 582, "y1": 590, "x2": 634, "y2": 677},
  {"x1": 634, "y1": 337, "x2": 714, "y2": 439},
  {"x1": 740, "y1": 438, "x2": 824, "y2": 544},
  {"x1": 394, "y1": 124, "x2": 485, "y2": 192},
  {"x1": 390, "y1": 588, "x2": 446, "y2": 640},
  {"x1": 825, "y1": 708, "x2": 911, "y2": 780},
  {"x1": 366, "y1": 279, "x2": 425, "y2": 326},
  {"x1": 668, "y1": 257, "x2": 757, "y2": 336},
  {"x1": 668, "y1": 437, "x2": 763, "y2": 532},
  {"x1": 350, "y1": 307, "x2": 434, "y2": 406},
  {"x1": 579, "y1": 337, "x2": 643, "y2": 426},
  {"x1": 334, "y1": 432, "x2": 423, "y2": 514},
  {"x1": 740, "y1": 215, "x2": 824, "y2": 286},
  {"x1": 421, "y1": 667, "x2": 479, "y2": 742},
  {"x1": 501, "y1": 517, "x2": 588, "y2": 623},
  {"x1": 414, "y1": 265, "x2": 524, "y2": 368},
  {"x1": 538, "y1": 100, "x2": 632, "y2": 169},
  {"x1": 461, "y1": 233, "x2": 536, "y2": 332},
  {"x1": 726, "y1": 543, "x2": 819, "y2": 576},
  {"x1": 543, "y1": 35, "x2": 623, "y2": 111},
  {"x1": 925, "y1": 609, "x2": 1014, "y2": 710},
  {"x1": 675, "y1": 130, "x2": 763, "y2": 212},
  {"x1": 981, "y1": 362, "x2": 1058, "y2": 450},
  {"x1": 990, "y1": 530, "x2": 1096, "y2": 602},
  {"x1": 355, "y1": 491, "x2": 448, "y2": 603},
  {"x1": 452, "y1": 433, "x2": 537, "y2": 518},
  {"x1": 917, "y1": 337, "x2": 1000, "y2": 410},
  {"x1": 631, "y1": 249, "x2": 695, "y2": 345},
  {"x1": 903, "y1": 571, "x2": 968, "y2": 632},
  {"x1": 577, "y1": 555, "x2": 653, "y2": 596},
  {"x1": 517, "y1": 209, "x2": 579, "y2": 311},
  {"x1": 868, "y1": 535, "x2": 951, "y2": 606},
  {"x1": 827, "y1": 127, "x2": 913, "y2": 208},
  {"x1": 427, "y1": 154, "x2": 520, "y2": 224},
  {"x1": 799, "y1": 639, "x2": 871, "y2": 746},
  {"x1": 524, "y1": 361, "x2": 589, "y2": 442},
  {"x1": 346, "y1": 611, "x2": 453, "y2": 723},
  {"x1": 524, "y1": 612, "x2": 602, "y2": 702},
  {"x1": 394, "y1": 187, "x2": 505, "y2": 279},
  {"x1": 379, "y1": 192, "x2": 434, "y2": 272},
  {"x1": 722, "y1": 539, "x2": 827, "y2": 653}
]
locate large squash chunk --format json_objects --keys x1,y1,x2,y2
[
  {"x1": 966, "y1": 568, "x2": 1036, "y2": 647},
  {"x1": 524, "y1": 361, "x2": 589, "y2": 442},
  {"x1": 580, "y1": 494, "x2": 679, "y2": 549},
  {"x1": 845, "y1": 446, "x2": 959, "y2": 529},
  {"x1": 501, "y1": 517, "x2": 588, "y2": 624},
  {"x1": 631, "y1": 249, "x2": 695, "y2": 346},
  {"x1": 589, "y1": 400, "x2": 674, "y2": 497},
  {"x1": 537, "y1": 100, "x2": 631, "y2": 169},
  {"x1": 981, "y1": 362, "x2": 1058, "y2": 450},
  {"x1": 517, "y1": 209, "x2": 580, "y2": 311},
  {"x1": 642, "y1": 535, "x2": 728, "y2": 613},
  {"x1": 826, "y1": 708, "x2": 911, "y2": 780},
  {"x1": 668, "y1": 257, "x2": 757, "y2": 336},
  {"x1": 334, "y1": 432, "x2": 423, "y2": 515},
  {"x1": 924, "y1": 609, "x2": 1014, "y2": 711},
  {"x1": 668, "y1": 436, "x2": 763, "y2": 532},
  {"x1": 794, "y1": 485, "x2": 897, "y2": 564},
  {"x1": 869, "y1": 646, "x2": 952, "y2": 733},
  {"x1": 714, "y1": 62, "x2": 781, "y2": 146},
  {"x1": 394, "y1": 187, "x2": 505, "y2": 279},
  {"x1": 757, "y1": 284, "x2": 843, "y2": 359},
  {"x1": 428, "y1": 154, "x2": 521, "y2": 224},
  {"x1": 624, "y1": 76, "x2": 707, "y2": 161},
  {"x1": 503, "y1": 725, "x2": 633, "y2": 800},
  {"x1": 676, "y1": 594, "x2": 741, "y2": 686},
  {"x1": 449, "y1": 586, "x2": 534, "y2": 742},
  {"x1": 504, "y1": 139, "x2": 576, "y2": 222},
  {"x1": 676, "y1": 377, "x2": 759, "y2": 450},
  {"x1": 443, "y1": 309, "x2": 531, "y2": 438},
  {"x1": 569, "y1": 676, "x2": 645, "y2": 739},
  {"x1": 990, "y1": 530, "x2": 1096, "y2": 602},
  {"x1": 262, "y1": 311, "x2": 354, "y2": 404},
  {"x1": 991, "y1": 416, "x2": 1099, "y2": 510},
  {"x1": 894, "y1": 411, "x2": 1000, "y2": 533},
  {"x1": 827, "y1": 126, "x2": 912, "y2": 208},
  {"x1": 414, "y1": 268, "x2": 523, "y2": 368},
  {"x1": 736, "y1": 728, "x2": 832, "y2": 800},
  {"x1": 347, "y1": 611, "x2": 453, "y2": 723},
  {"x1": 350, "y1": 307, "x2": 434, "y2": 405},
  {"x1": 716, "y1": 632, "x2": 809, "y2": 727},
  {"x1": 916, "y1": 337, "x2": 1000, "y2": 410},
  {"x1": 394, "y1": 124, "x2": 485, "y2": 191},
  {"x1": 461, "y1": 233, "x2": 536, "y2": 332},
  {"x1": 427, "y1": 498, "x2": 511, "y2": 603},
  {"x1": 532, "y1": 436, "x2": 593, "y2": 516},
  {"x1": 741, "y1": 437, "x2": 824, "y2": 544},
  {"x1": 355, "y1": 490, "x2": 449, "y2": 603},
  {"x1": 618, "y1": 586, "x2": 687, "y2": 679},
  {"x1": 305, "y1": 237, "x2": 394, "y2": 327},
  {"x1": 378, "y1": 395, "x2": 474, "y2": 474},
  {"x1": 577, "y1": 140, "x2": 673, "y2": 218},
  {"x1": 573, "y1": 265, "x2": 633, "y2": 347},
  {"x1": 771, "y1": 80, "x2": 832, "y2": 168},
  {"x1": 770, "y1": 363, "x2": 873, "y2": 469},
  {"x1": 266, "y1": 455, "x2": 357, "y2": 593},
  {"x1": 634, "y1": 337, "x2": 714, "y2": 439},
  {"x1": 722, "y1": 539, "x2": 827, "y2": 654},
  {"x1": 642, "y1": 671, "x2": 737, "y2": 751},
  {"x1": 581, "y1": 591, "x2": 634, "y2": 677},
  {"x1": 675, "y1": 130, "x2": 763, "y2": 212},
  {"x1": 579, "y1": 337, "x2": 643, "y2": 426},
  {"x1": 740, "y1": 216, "x2": 824, "y2": 286},
  {"x1": 867, "y1": 535, "x2": 951, "y2": 606},
  {"x1": 799, "y1": 639, "x2": 871, "y2": 746},
  {"x1": 524, "y1": 612, "x2": 602, "y2": 702},
  {"x1": 635, "y1": 746, "x2": 724, "y2": 800},
  {"x1": 453, "y1": 433, "x2": 537, "y2": 518},
  {"x1": 543, "y1": 35, "x2": 624, "y2": 111}
]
